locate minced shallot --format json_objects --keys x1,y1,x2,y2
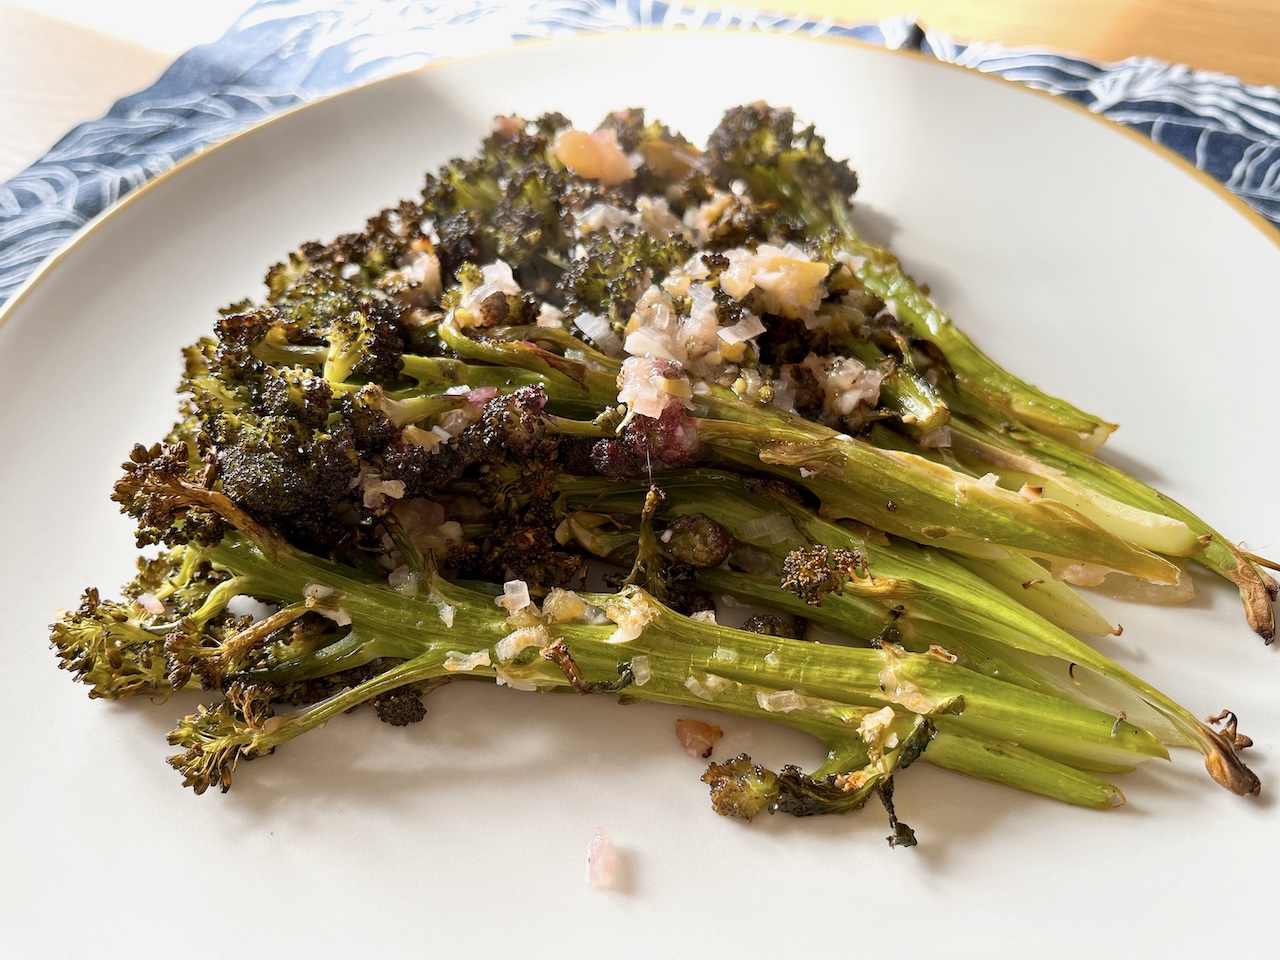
[
  {"x1": 617, "y1": 356, "x2": 694, "y2": 421},
  {"x1": 554, "y1": 128, "x2": 637, "y2": 185},
  {"x1": 675, "y1": 718, "x2": 724, "y2": 758},
  {"x1": 585, "y1": 827, "x2": 619, "y2": 890}
]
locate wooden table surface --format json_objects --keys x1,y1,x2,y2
[
  {"x1": 0, "y1": 0, "x2": 1277, "y2": 185},
  {"x1": 764, "y1": 0, "x2": 1280, "y2": 89}
]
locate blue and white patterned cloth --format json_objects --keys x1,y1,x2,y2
[{"x1": 2, "y1": 0, "x2": 1278, "y2": 307}]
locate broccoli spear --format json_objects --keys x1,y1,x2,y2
[
  {"x1": 70, "y1": 526, "x2": 1156, "y2": 815},
  {"x1": 700, "y1": 101, "x2": 1116, "y2": 453}
]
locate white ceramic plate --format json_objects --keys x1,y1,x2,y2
[{"x1": 2, "y1": 32, "x2": 1277, "y2": 957}]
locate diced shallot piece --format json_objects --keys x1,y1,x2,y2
[
  {"x1": 585, "y1": 827, "x2": 619, "y2": 890},
  {"x1": 555, "y1": 128, "x2": 637, "y2": 185},
  {"x1": 675, "y1": 718, "x2": 724, "y2": 758}
]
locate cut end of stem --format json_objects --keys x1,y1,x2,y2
[{"x1": 1203, "y1": 738, "x2": 1262, "y2": 797}]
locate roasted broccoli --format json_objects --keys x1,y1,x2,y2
[{"x1": 49, "y1": 104, "x2": 1268, "y2": 847}]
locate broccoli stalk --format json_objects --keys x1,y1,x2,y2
[{"x1": 939, "y1": 389, "x2": 1280, "y2": 640}]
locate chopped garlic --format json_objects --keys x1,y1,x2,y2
[
  {"x1": 857, "y1": 706, "x2": 900, "y2": 751},
  {"x1": 496, "y1": 579, "x2": 533, "y2": 614},
  {"x1": 606, "y1": 594, "x2": 655, "y2": 643},
  {"x1": 495, "y1": 625, "x2": 551, "y2": 662},
  {"x1": 444, "y1": 649, "x2": 491, "y2": 672},
  {"x1": 553, "y1": 128, "x2": 637, "y2": 185},
  {"x1": 136, "y1": 592, "x2": 164, "y2": 617},
  {"x1": 361, "y1": 476, "x2": 407, "y2": 509},
  {"x1": 756, "y1": 689, "x2": 808, "y2": 713},
  {"x1": 685, "y1": 673, "x2": 730, "y2": 701},
  {"x1": 494, "y1": 666, "x2": 539, "y2": 691},
  {"x1": 401, "y1": 241, "x2": 443, "y2": 300},
  {"x1": 876, "y1": 667, "x2": 939, "y2": 714},
  {"x1": 617, "y1": 356, "x2": 693, "y2": 420},
  {"x1": 720, "y1": 243, "x2": 830, "y2": 323},
  {"x1": 542, "y1": 588, "x2": 589, "y2": 623},
  {"x1": 585, "y1": 826, "x2": 619, "y2": 890},
  {"x1": 388, "y1": 565, "x2": 419, "y2": 597}
]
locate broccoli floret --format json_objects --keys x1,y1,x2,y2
[
  {"x1": 51, "y1": 587, "x2": 170, "y2": 699},
  {"x1": 215, "y1": 417, "x2": 360, "y2": 554},
  {"x1": 112, "y1": 443, "x2": 230, "y2": 548},
  {"x1": 701, "y1": 753, "x2": 875, "y2": 821},
  {"x1": 421, "y1": 114, "x2": 574, "y2": 288},
  {"x1": 780, "y1": 545, "x2": 869, "y2": 606},
  {"x1": 703, "y1": 101, "x2": 859, "y2": 231},
  {"x1": 372, "y1": 684, "x2": 429, "y2": 726},
  {"x1": 557, "y1": 224, "x2": 694, "y2": 328},
  {"x1": 740, "y1": 613, "x2": 806, "y2": 640},
  {"x1": 259, "y1": 364, "x2": 334, "y2": 428}
]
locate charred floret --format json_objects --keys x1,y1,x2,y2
[
  {"x1": 780, "y1": 545, "x2": 869, "y2": 607},
  {"x1": 620, "y1": 404, "x2": 703, "y2": 469},
  {"x1": 557, "y1": 224, "x2": 694, "y2": 328},
  {"x1": 215, "y1": 417, "x2": 360, "y2": 555},
  {"x1": 372, "y1": 683, "x2": 429, "y2": 726},
  {"x1": 663, "y1": 513, "x2": 735, "y2": 568},
  {"x1": 741, "y1": 613, "x2": 806, "y2": 640},
  {"x1": 113, "y1": 443, "x2": 230, "y2": 548},
  {"x1": 421, "y1": 113, "x2": 574, "y2": 288},
  {"x1": 703, "y1": 101, "x2": 859, "y2": 230}
]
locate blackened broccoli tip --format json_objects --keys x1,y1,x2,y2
[
  {"x1": 261, "y1": 364, "x2": 334, "y2": 427},
  {"x1": 702, "y1": 754, "x2": 780, "y2": 821},
  {"x1": 373, "y1": 685, "x2": 429, "y2": 726},
  {"x1": 741, "y1": 613, "x2": 805, "y2": 640},
  {"x1": 215, "y1": 416, "x2": 360, "y2": 554},
  {"x1": 113, "y1": 442, "x2": 229, "y2": 549}
]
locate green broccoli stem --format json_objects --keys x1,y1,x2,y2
[
  {"x1": 940, "y1": 389, "x2": 1278, "y2": 641},
  {"x1": 166, "y1": 534, "x2": 1168, "y2": 799},
  {"x1": 943, "y1": 550, "x2": 1119, "y2": 639},
  {"x1": 553, "y1": 469, "x2": 1116, "y2": 653},
  {"x1": 697, "y1": 414, "x2": 1182, "y2": 586},
  {"x1": 555, "y1": 468, "x2": 1134, "y2": 673},
  {"x1": 548, "y1": 468, "x2": 1258, "y2": 789},
  {"x1": 691, "y1": 566, "x2": 1054, "y2": 694},
  {"x1": 849, "y1": 242, "x2": 1116, "y2": 452},
  {"x1": 922, "y1": 726, "x2": 1124, "y2": 809}
]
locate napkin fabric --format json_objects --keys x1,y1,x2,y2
[{"x1": 2, "y1": 0, "x2": 1278, "y2": 307}]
